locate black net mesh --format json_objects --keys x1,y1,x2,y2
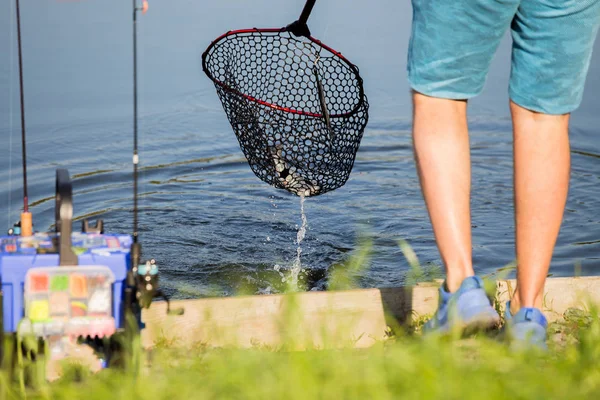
[{"x1": 203, "y1": 29, "x2": 369, "y2": 197}]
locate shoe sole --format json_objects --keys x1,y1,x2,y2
[
  {"x1": 461, "y1": 311, "x2": 501, "y2": 336},
  {"x1": 433, "y1": 307, "x2": 501, "y2": 336}
]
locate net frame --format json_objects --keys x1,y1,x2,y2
[{"x1": 202, "y1": 26, "x2": 369, "y2": 197}]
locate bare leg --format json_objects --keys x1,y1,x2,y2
[
  {"x1": 412, "y1": 92, "x2": 473, "y2": 293},
  {"x1": 509, "y1": 101, "x2": 570, "y2": 314}
]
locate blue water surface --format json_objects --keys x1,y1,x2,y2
[{"x1": 1, "y1": 0, "x2": 599, "y2": 296}]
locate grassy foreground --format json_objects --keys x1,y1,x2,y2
[
  {"x1": 2, "y1": 241, "x2": 599, "y2": 399},
  {"x1": 1, "y1": 303, "x2": 599, "y2": 400}
]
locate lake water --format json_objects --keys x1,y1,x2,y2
[{"x1": 1, "y1": 0, "x2": 599, "y2": 297}]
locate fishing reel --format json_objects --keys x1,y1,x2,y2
[
  {"x1": 136, "y1": 259, "x2": 183, "y2": 316},
  {"x1": 7, "y1": 222, "x2": 22, "y2": 236},
  {"x1": 128, "y1": 243, "x2": 184, "y2": 317}
]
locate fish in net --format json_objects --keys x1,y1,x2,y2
[{"x1": 202, "y1": 0, "x2": 368, "y2": 197}]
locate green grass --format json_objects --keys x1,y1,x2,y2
[
  {"x1": 2, "y1": 239, "x2": 600, "y2": 399},
  {"x1": 2, "y1": 307, "x2": 599, "y2": 400}
]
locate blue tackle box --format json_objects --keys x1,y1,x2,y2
[
  {"x1": 0, "y1": 232, "x2": 133, "y2": 336},
  {"x1": 0, "y1": 169, "x2": 139, "y2": 341}
]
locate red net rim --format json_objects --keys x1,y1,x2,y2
[{"x1": 202, "y1": 27, "x2": 367, "y2": 119}]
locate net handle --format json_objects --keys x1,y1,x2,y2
[
  {"x1": 287, "y1": 0, "x2": 317, "y2": 37},
  {"x1": 298, "y1": 0, "x2": 316, "y2": 26}
]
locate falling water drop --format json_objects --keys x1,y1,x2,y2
[{"x1": 289, "y1": 194, "x2": 307, "y2": 289}]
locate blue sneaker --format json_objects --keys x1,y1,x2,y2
[
  {"x1": 423, "y1": 276, "x2": 500, "y2": 334},
  {"x1": 504, "y1": 301, "x2": 548, "y2": 350}
]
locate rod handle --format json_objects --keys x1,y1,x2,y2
[
  {"x1": 20, "y1": 212, "x2": 32, "y2": 236},
  {"x1": 55, "y1": 168, "x2": 78, "y2": 266}
]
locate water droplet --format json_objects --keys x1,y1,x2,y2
[{"x1": 289, "y1": 194, "x2": 307, "y2": 290}]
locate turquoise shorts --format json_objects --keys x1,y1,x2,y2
[{"x1": 407, "y1": 0, "x2": 600, "y2": 115}]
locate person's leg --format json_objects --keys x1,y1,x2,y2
[
  {"x1": 408, "y1": 0, "x2": 519, "y2": 293},
  {"x1": 408, "y1": 0, "x2": 519, "y2": 332},
  {"x1": 505, "y1": 0, "x2": 600, "y2": 347},
  {"x1": 407, "y1": 0, "x2": 520, "y2": 292},
  {"x1": 509, "y1": 104, "x2": 570, "y2": 314},
  {"x1": 413, "y1": 94, "x2": 501, "y2": 332},
  {"x1": 412, "y1": 94, "x2": 473, "y2": 293}
]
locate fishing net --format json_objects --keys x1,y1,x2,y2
[{"x1": 202, "y1": 27, "x2": 369, "y2": 197}]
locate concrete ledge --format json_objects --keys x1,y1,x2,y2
[
  {"x1": 141, "y1": 277, "x2": 600, "y2": 349},
  {"x1": 496, "y1": 277, "x2": 600, "y2": 320}
]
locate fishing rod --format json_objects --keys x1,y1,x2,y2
[
  {"x1": 132, "y1": 0, "x2": 147, "y2": 248},
  {"x1": 125, "y1": 0, "x2": 182, "y2": 318},
  {"x1": 125, "y1": 0, "x2": 147, "y2": 317},
  {"x1": 2, "y1": 0, "x2": 28, "y2": 367},
  {"x1": 15, "y1": 0, "x2": 32, "y2": 237}
]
